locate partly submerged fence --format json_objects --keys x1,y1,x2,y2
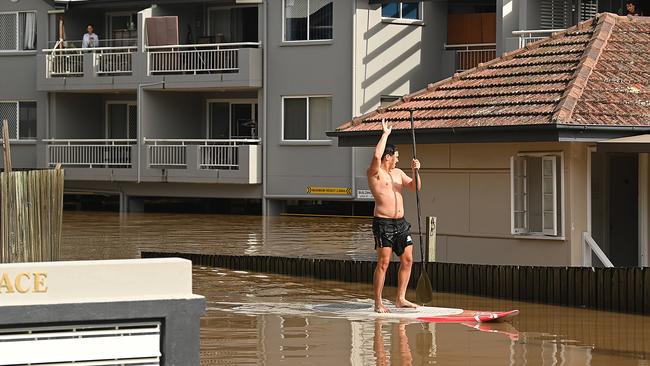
[
  {"x1": 1, "y1": 169, "x2": 64, "y2": 263},
  {"x1": 142, "y1": 252, "x2": 650, "y2": 315}
]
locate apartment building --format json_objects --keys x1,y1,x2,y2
[{"x1": 0, "y1": 0, "x2": 621, "y2": 214}]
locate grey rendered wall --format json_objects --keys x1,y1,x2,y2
[
  {"x1": 143, "y1": 91, "x2": 203, "y2": 139},
  {"x1": 265, "y1": 0, "x2": 354, "y2": 198},
  {"x1": 51, "y1": 93, "x2": 137, "y2": 139},
  {"x1": 0, "y1": 0, "x2": 51, "y2": 170},
  {"x1": 352, "y1": 0, "x2": 448, "y2": 181}
]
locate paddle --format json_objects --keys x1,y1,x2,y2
[{"x1": 409, "y1": 109, "x2": 434, "y2": 305}]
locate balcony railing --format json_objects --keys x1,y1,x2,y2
[
  {"x1": 144, "y1": 139, "x2": 260, "y2": 169},
  {"x1": 47, "y1": 51, "x2": 84, "y2": 77},
  {"x1": 45, "y1": 139, "x2": 137, "y2": 168},
  {"x1": 43, "y1": 46, "x2": 137, "y2": 77},
  {"x1": 445, "y1": 43, "x2": 496, "y2": 72},
  {"x1": 512, "y1": 29, "x2": 565, "y2": 48},
  {"x1": 145, "y1": 42, "x2": 260, "y2": 75},
  {"x1": 95, "y1": 48, "x2": 137, "y2": 75}
]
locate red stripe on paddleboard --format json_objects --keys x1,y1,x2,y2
[{"x1": 417, "y1": 310, "x2": 519, "y2": 323}]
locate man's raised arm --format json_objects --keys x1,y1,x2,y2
[{"x1": 367, "y1": 119, "x2": 391, "y2": 177}]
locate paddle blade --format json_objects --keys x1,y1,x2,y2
[{"x1": 415, "y1": 270, "x2": 434, "y2": 305}]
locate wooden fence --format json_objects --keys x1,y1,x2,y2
[
  {"x1": 142, "y1": 251, "x2": 650, "y2": 315},
  {"x1": 1, "y1": 169, "x2": 64, "y2": 263}
]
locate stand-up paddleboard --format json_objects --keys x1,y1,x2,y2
[
  {"x1": 312, "y1": 303, "x2": 518, "y2": 323},
  {"x1": 417, "y1": 309, "x2": 519, "y2": 323}
]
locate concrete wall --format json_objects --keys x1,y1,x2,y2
[
  {"x1": 265, "y1": 0, "x2": 449, "y2": 203},
  {"x1": 0, "y1": 0, "x2": 51, "y2": 169},
  {"x1": 264, "y1": 0, "x2": 354, "y2": 199},
  {"x1": 51, "y1": 93, "x2": 137, "y2": 139},
  {"x1": 394, "y1": 141, "x2": 590, "y2": 266}
]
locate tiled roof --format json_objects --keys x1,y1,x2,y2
[{"x1": 334, "y1": 13, "x2": 650, "y2": 136}]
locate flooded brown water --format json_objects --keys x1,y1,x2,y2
[{"x1": 61, "y1": 212, "x2": 650, "y2": 365}]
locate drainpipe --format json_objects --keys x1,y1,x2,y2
[
  {"x1": 262, "y1": 1, "x2": 269, "y2": 214},
  {"x1": 351, "y1": 0, "x2": 357, "y2": 202},
  {"x1": 137, "y1": 81, "x2": 165, "y2": 184}
]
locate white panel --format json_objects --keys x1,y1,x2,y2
[{"x1": 0, "y1": 323, "x2": 160, "y2": 365}]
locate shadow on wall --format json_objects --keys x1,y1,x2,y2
[{"x1": 359, "y1": 20, "x2": 420, "y2": 113}]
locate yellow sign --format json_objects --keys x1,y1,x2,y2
[
  {"x1": 0, "y1": 272, "x2": 48, "y2": 294},
  {"x1": 306, "y1": 186, "x2": 352, "y2": 195}
]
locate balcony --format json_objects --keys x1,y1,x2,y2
[
  {"x1": 38, "y1": 42, "x2": 262, "y2": 91},
  {"x1": 445, "y1": 43, "x2": 497, "y2": 72},
  {"x1": 45, "y1": 139, "x2": 138, "y2": 181},
  {"x1": 143, "y1": 139, "x2": 261, "y2": 184},
  {"x1": 144, "y1": 43, "x2": 262, "y2": 88}
]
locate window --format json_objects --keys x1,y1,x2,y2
[
  {"x1": 207, "y1": 101, "x2": 258, "y2": 139},
  {"x1": 511, "y1": 153, "x2": 562, "y2": 236},
  {"x1": 0, "y1": 101, "x2": 36, "y2": 140},
  {"x1": 0, "y1": 11, "x2": 37, "y2": 51},
  {"x1": 106, "y1": 102, "x2": 137, "y2": 139},
  {"x1": 284, "y1": 0, "x2": 333, "y2": 41},
  {"x1": 283, "y1": 96, "x2": 331, "y2": 141},
  {"x1": 382, "y1": 2, "x2": 421, "y2": 20}
]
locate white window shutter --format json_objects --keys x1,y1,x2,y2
[
  {"x1": 542, "y1": 156, "x2": 558, "y2": 236},
  {"x1": 511, "y1": 156, "x2": 528, "y2": 234}
]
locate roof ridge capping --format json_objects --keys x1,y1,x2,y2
[{"x1": 551, "y1": 12, "x2": 618, "y2": 124}]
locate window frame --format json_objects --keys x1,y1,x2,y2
[
  {"x1": 0, "y1": 100, "x2": 37, "y2": 141},
  {"x1": 510, "y1": 151, "x2": 564, "y2": 238},
  {"x1": 380, "y1": 2, "x2": 424, "y2": 22},
  {"x1": 205, "y1": 99, "x2": 258, "y2": 140},
  {"x1": 281, "y1": 95, "x2": 332, "y2": 143},
  {"x1": 105, "y1": 101, "x2": 137, "y2": 140},
  {"x1": 282, "y1": 0, "x2": 333, "y2": 43},
  {"x1": 0, "y1": 10, "x2": 37, "y2": 53}
]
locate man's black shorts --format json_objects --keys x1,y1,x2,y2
[{"x1": 372, "y1": 217, "x2": 413, "y2": 256}]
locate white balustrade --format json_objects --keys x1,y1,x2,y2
[
  {"x1": 95, "y1": 47, "x2": 136, "y2": 75},
  {"x1": 46, "y1": 139, "x2": 135, "y2": 168},
  {"x1": 146, "y1": 43, "x2": 259, "y2": 75},
  {"x1": 512, "y1": 29, "x2": 565, "y2": 48},
  {"x1": 144, "y1": 139, "x2": 260, "y2": 170}
]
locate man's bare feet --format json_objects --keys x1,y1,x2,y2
[
  {"x1": 375, "y1": 304, "x2": 391, "y2": 313},
  {"x1": 395, "y1": 299, "x2": 418, "y2": 309}
]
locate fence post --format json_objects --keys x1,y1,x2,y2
[
  {"x1": 425, "y1": 216, "x2": 436, "y2": 262},
  {"x1": 2, "y1": 119, "x2": 12, "y2": 173}
]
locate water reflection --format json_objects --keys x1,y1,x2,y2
[
  {"x1": 61, "y1": 212, "x2": 375, "y2": 261},
  {"x1": 195, "y1": 267, "x2": 650, "y2": 365}
]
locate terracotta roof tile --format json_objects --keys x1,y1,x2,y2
[{"x1": 335, "y1": 13, "x2": 650, "y2": 136}]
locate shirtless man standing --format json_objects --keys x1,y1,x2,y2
[{"x1": 367, "y1": 119, "x2": 421, "y2": 313}]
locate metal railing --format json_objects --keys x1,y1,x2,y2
[
  {"x1": 47, "y1": 51, "x2": 84, "y2": 77},
  {"x1": 45, "y1": 139, "x2": 136, "y2": 168},
  {"x1": 145, "y1": 42, "x2": 260, "y2": 75},
  {"x1": 95, "y1": 47, "x2": 137, "y2": 75},
  {"x1": 582, "y1": 232, "x2": 614, "y2": 268},
  {"x1": 445, "y1": 43, "x2": 496, "y2": 72},
  {"x1": 144, "y1": 138, "x2": 260, "y2": 169},
  {"x1": 512, "y1": 29, "x2": 565, "y2": 48},
  {"x1": 43, "y1": 46, "x2": 137, "y2": 77},
  {"x1": 47, "y1": 38, "x2": 138, "y2": 49}
]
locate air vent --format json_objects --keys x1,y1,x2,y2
[{"x1": 0, "y1": 322, "x2": 161, "y2": 365}]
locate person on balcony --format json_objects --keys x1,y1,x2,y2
[
  {"x1": 621, "y1": 0, "x2": 643, "y2": 16},
  {"x1": 82, "y1": 24, "x2": 99, "y2": 48}
]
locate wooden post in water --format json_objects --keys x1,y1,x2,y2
[{"x1": 425, "y1": 216, "x2": 437, "y2": 262}]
